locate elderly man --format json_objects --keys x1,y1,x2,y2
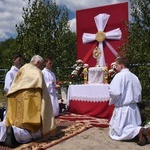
[{"x1": 0, "y1": 55, "x2": 57, "y2": 148}]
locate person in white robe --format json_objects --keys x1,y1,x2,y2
[
  {"x1": 109, "y1": 57, "x2": 150, "y2": 146},
  {"x1": 2, "y1": 54, "x2": 23, "y2": 121},
  {"x1": 4, "y1": 53, "x2": 23, "y2": 93},
  {"x1": 0, "y1": 55, "x2": 57, "y2": 148},
  {"x1": 42, "y1": 57, "x2": 60, "y2": 117}
]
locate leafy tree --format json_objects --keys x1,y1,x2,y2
[
  {"x1": 121, "y1": 0, "x2": 150, "y2": 123},
  {"x1": 9, "y1": 0, "x2": 76, "y2": 81},
  {"x1": 0, "y1": 38, "x2": 16, "y2": 69}
]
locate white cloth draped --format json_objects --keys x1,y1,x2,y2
[
  {"x1": 42, "y1": 68, "x2": 59, "y2": 117},
  {"x1": 88, "y1": 67, "x2": 104, "y2": 84},
  {"x1": 109, "y1": 68, "x2": 142, "y2": 140},
  {"x1": 0, "y1": 117, "x2": 42, "y2": 143},
  {"x1": 0, "y1": 120, "x2": 7, "y2": 142},
  {"x1": 82, "y1": 13, "x2": 122, "y2": 67},
  {"x1": 67, "y1": 84, "x2": 110, "y2": 105}
]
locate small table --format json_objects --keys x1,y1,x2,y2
[{"x1": 67, "y1": 84, "x2": 114, "y2": 120}]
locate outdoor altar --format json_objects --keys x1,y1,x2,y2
[{"x1": 65, "y1": 2, "x2": 128, "y2": 119}]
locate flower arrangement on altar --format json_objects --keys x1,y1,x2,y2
[
  {"x1": 70, "y1": 59, "x2": 89, "y2": 84},
  {"x1": 108, "y1": 62, "x2": 117, "y2": 83},
  {"x1": 57, "y1": 59, "x2": 89, "y2": 86}
]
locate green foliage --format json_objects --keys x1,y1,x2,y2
[
  {"x1": 0, "y1": 38, "x2": 16, "y2": 69},
  {"x1": 124, "y1": 0, "x2": 150, "y2": 64},
  {"x1": 121, "y1": 0, "x2": 150, "y2": 123},
  {"x1": 0, "y1": 0, "x2": 76, "y2": 81}
]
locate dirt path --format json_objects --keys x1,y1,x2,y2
[{"x1": 48, "y1": 127, "x2": 150, "y2": 150}]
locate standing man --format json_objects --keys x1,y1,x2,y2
[
  {"x1": 0, "y1": 55, "x2": 57, "y2": 148},
  {"x1": 2, "y1": 53, "x2": 23, "y2": 121},
  {"x1": 42, "y1": 57, "x2": 60, "y2": 117},
  {"x1": 109, "y1": 57, "x2": 150, "y2": 146},
  {"x1": 4, "y1": 53, "x2": 23, "y2": 93}
]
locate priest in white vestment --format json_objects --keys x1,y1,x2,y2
[
  {"x1": 42, "y1": 57, "x2": 60, "y2": 117},
  {"x1": 0, "y1": 55, "x2": 57, "y2": 148},
  {"x1": 109, "y1": 57, "x2": 150, "y2": 146}
]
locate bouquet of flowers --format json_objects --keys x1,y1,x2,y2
[
  {"x1": 70, "y1": 59, "x2": 89, "y2": 84},
  {"x1": 108, "y1": 62, "x2": 117, "y2": 83}
]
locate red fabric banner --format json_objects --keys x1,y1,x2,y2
[{"x1": 76, "y1": 2, "x2": 128, "y2": 67}]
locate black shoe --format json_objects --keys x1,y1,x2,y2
[
  {"x1": 0, "y1": 107, "x2": 6, "y2": 121},
  {"x1": 4, "y1": 126, "x2": 19, "y2": 148}
]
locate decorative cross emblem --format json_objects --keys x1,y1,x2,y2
[{"x1": 82, "y1": 13, "x2": 122, "y2": 67}]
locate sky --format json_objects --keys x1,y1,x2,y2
[{"x1": 0, "y1": 0, "x2": 130, "y2": 42}]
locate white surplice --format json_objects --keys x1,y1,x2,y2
[
  {"x1": 109, "y1": 68, "x2": 142, "y2": 140},
  {"x1": 4, "y1": 66, "x2": 19, "y2": 93},
  {"x1": 42, "y1": 68, "x2": 59, "y2": 117}
]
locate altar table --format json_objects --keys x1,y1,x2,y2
[{"x1": 67, "y1": 84, "x2": 114, "y2": 120}]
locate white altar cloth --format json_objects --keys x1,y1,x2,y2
[{"x1": 67, "y1": 84, "x2": 110, "y2": 105}]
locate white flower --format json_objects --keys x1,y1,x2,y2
[
  {"x1": 108, "y1": 69, "x2": 114, "y2": 73},
  {"x1": 76, "y1": 66, "x2": 81, "y2": 71},
  {"x1": 111, "y1": 62, "x2": 116, "y2": 69},
  {"x1": 76, "y1": 59, "x2": 83, "y2": 64},
  {"x1": 72, "y1": 64, "x2": 77, "y2": 69},
  {"x1": 83, "y1": 64, "x2": 89, "y2": 68},
  {"x1": 71, "y1": 70, "x2": 78, "y2": 75}
]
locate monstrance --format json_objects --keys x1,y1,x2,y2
[{"x1": 93, "y1": 46, "x2": 101, "y2": 67}]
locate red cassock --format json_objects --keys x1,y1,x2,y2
[{"x1": 76, "y1": 2, "x2": 128, "y2": 67}]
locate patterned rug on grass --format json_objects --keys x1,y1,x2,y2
[
  {"x1": 0, "y1": 113, "x2": 109, "y2": 150},
  {"x1": 58, "y1": 112, "x2": 109, "y2": 128}
]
